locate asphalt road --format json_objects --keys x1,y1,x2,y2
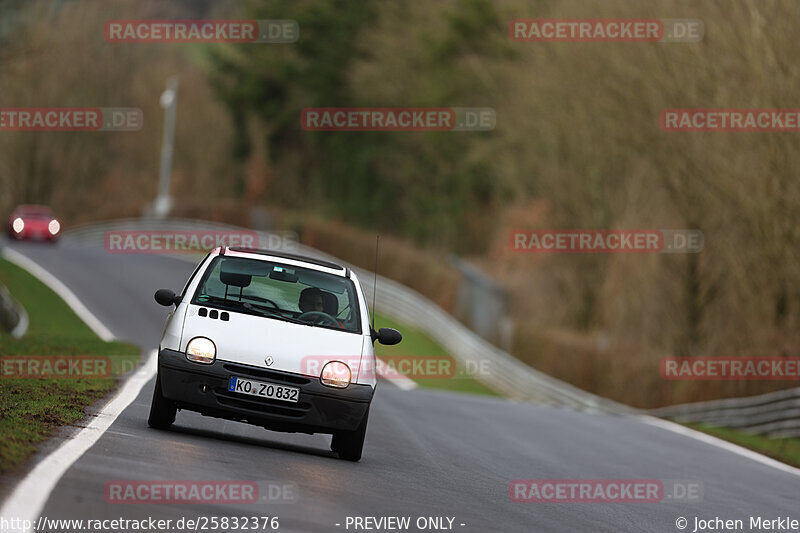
[{"x1": 2, "y1": 237, "x2": 799, "y2": 533}]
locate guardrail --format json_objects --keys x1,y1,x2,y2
[
  {"x1": 16, "y1": 218, "x2": 800, "y2": 429},
  {"x1": 63, "y1": 217, "x2": 633, "y2": 413},
  {"x1": 650, "y1": 387, "x2": 800, "y2": 438}
]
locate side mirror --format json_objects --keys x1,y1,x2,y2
[
  {"x1": 372, "y1": 327, "x2": 402, "y2": 346},
  {"x1": 154, "y1": 289, "x2": 181, "y2": 307}
]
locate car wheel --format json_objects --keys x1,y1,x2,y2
[
  {"x1": 148, "y1": 372, "x2": 177, "y2": 429},
  {"x1": 334, "y1": 409, "x2": 369, "y2": 462}
]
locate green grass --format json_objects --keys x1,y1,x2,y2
[
  {"x1": 685, "y1": 422, "x2": 800, "y2": 469},
  {"x1": 0, "y1": 259, "x2": 139, "y2": 474},
  {"x1": 373, "y1": 313, "x2": 498, "y2": 396}
]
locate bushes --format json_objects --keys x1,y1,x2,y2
[{"x1": 291, "y1": 215, "x2": 460, "y2": 313}]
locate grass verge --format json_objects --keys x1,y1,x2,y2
[
  {"x1": 0, "y1": 258, "x2": 139, "y2": 474},
  {"x1": 373, "y1": 313, "x2": 498, "y2": 396},
  {"x1": 685, "y1": 422, "x2": 800, "y2": 469}
]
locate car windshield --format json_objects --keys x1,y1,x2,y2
[
  {"x1": 17, "y1": 206, "x2": 54, "y2": 218},
  {"x1": 191, "y1": 256, "x2": 361, "y2": 334}
]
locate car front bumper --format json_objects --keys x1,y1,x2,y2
[
  {"x1": 157, "y1": 348, "x2": 373, "y2": 434},
  {"x1": 8, "y1": 227, "x2": 58, "y2": 241}
]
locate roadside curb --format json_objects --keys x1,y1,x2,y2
[
  {"x1": 1, "y1": 248, "x2": 114, "y2": 341},
  {"x1": 0, "y1": 247, "x2": 157, "y2": 532}
]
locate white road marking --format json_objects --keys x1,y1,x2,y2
[
  {"x1": 0, "y1": 246, "x2": 157, "y2": 532},
  {"x1": 0, "y1": 244, "x2": 411, "y2": 533},
  {"x1": 1, "y1": 248, "x2": 115, "y2": 341},
  {"x1": 0, "y1": 351, "x2": 157, "y2": 532},
  {"x1": 376, "y1": 357, "x2": 418, "y2": 390},
  {"x1": 638, "y1": 415, "x2": 800, "y2": 478},
  {"x1": 6, "y1": 235, "x2": 796, "y2": 528}
]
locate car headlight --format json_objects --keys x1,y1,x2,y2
[
  {"x1": 12, "y1": 218, "x2": 24, "y2": 233},
  {"x1": 186, "y1": 337, "x2": 216, "y2": 364},
  {"x1": 320, "y1": 361, "x2": 351, "y2": 388},
  {"x1": 48, "y1": 219, "x2": 60, "y2": 235}
]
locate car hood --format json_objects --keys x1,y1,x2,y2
[
  {"x1": 181, "y1": 304, "x2": 366, "y2": 377},
  {"x1": 16, "y1": 217, "x2": 51, "y2": 227}
]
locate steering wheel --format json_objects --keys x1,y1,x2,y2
[
  {"x1": 297, "y1": 311, "x2": 340, "y2": 327},
  {"x1": 258, "y1": 298, "x2": 280, "y2": 309}
]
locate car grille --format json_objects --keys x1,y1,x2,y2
[{"x1": 222, "y1": 362, "x2": 312, "y2": 385}]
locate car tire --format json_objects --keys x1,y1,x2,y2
[
  {"x1": 148, "y1": 372, "x2": 177, "y2": 429},
  {"x1": 333, "y1": 409, "x2": 369, "y2": 462}
]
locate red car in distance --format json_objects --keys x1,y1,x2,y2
[{"x1": 7, "y1": 205, "x2": 61, "y2": 241}]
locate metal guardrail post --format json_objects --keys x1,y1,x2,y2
[{"x1": 0, "y1": 278, "x2": 27, "y2": 337}]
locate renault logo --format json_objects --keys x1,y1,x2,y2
[{"x1": 265, "y1": 356, "x2": 274, "y2": 367}]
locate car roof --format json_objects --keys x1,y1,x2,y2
[
  {"x1": 14, "y1": 204, "x2": 54, "y2": 215},
  {"x1": 224, "y1": 247, "x2": 349, "y2": 276}
]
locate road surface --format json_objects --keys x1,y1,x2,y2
[{"x1": 1, "y1": 237, "x2": 798, "y2": 533}]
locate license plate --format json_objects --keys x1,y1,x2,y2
[{"x1": 228, "y1": 376, "x2": 299, "y2": 403}]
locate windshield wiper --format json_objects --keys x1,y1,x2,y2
[{"x1": 240, "y1": 302, "x2": 309, "y2": 325}]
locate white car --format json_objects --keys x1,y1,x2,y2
[{"x1": 148, "y1": 246, "x2": 402, "y2": 461}]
